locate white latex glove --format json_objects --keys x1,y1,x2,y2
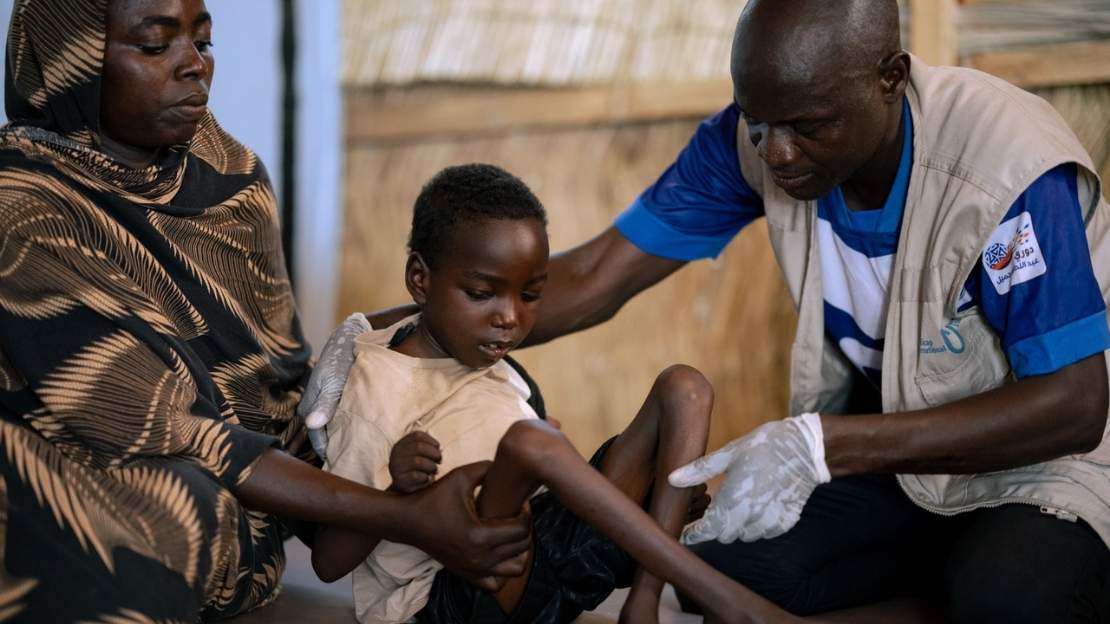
[
  {"x1": 298, "y1": 313, "x2": 372, "y2": 461},
  {"x1": 668, "y1": 412, "x2": 830, "y2": 545}
]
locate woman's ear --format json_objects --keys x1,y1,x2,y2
[{"x1": 405, "y1": 252, "x2": 430, "y2": 306}]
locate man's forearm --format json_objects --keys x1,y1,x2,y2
[
  {"x1": 525, "y1": 228, "x2": 685, "y2": 346},
  {"x1": 822, "y1": 353, "x2": 1108, "y2": 477}
]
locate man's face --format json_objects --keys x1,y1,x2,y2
[
  {"x1": 733, "y1": 63, "x2": 890, "y2": 201},
  {"x1": 102, "y1": 0, "x2": 215, "y2": 149},
  {"x1": 419, "y1": 219, "x2": 549, "y2": 369}
]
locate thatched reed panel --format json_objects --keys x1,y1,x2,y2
[
  {"x1": 338, "y1": 92, "x2": 796, "y2": 453},
  {"x1": 341, "y1": 0, "x2": 740, "y2": 87}
]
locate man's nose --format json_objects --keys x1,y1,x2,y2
[{"x1": 756, "y1": 125, "x2": 800, "y2": 169}]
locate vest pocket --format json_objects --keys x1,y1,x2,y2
[{"x1": 914, "y1": 309, "x2": 1011, "y2": 407}]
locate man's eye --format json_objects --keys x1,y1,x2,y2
[
  {"x1": 794, "y1": 121, "x2": 826, "y2": 137},
  {"x1": 195, "y1": 40, "x2": 214, "y2": 53},
  {"x1": 522, "y1": 291, "x2": 543, "y2": 303}
]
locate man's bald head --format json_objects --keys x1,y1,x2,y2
[
  {"x1": 732, "y1": 0, "x2": 901, "y2": 91},
  {"x1": 728, "y1": 0, "x2": 909, "y2": 202}
]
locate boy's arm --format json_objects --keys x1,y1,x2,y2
[{"x1": 312, "y1": 525, "x2": 382, "y2": 582}]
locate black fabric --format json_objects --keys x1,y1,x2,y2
[
  {"x1": 678, "y1": 475, "x2": 1110, "y2": 622},
  {"x1": 415, "y1": 437, "x2": 634, "y2": 624},
  {"x1": 503, "y1": 355, "x2": 547, "y2": 421}
]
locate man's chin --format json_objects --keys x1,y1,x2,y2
[
  {"x1": 770, "y1": 172, "x2": 832, "y2": 201},
  {"x1": 779, "y1": 179, "x2": 835, "y2": 201}
]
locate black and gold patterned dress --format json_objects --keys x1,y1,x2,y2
[{"x1": 0, "y1": 1, "x2": 314, "y2": 621}]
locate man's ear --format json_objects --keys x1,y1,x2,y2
[
  {"x1": 405, "y1": 252, "x2": 431, "y2": 306},
  {"x1": 878, "y1": 50, "x2": 910, "y2": 103}
]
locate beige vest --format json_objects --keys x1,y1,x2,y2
[{"x1": 736, "y1": 54, "x2": 1110, "y2": 546}]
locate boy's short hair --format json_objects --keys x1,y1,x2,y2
[{"x1": 409, "y1": 163, "x2": 547, "y2": 267}]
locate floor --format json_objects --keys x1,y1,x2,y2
[{"x1": 228, "y1": 539, "x2": 945, "y2": 623}]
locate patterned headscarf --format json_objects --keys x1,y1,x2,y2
[
  {"x1": 1, "y1": 0, "x2": 258, "y2": 202},
  {"x1": 5, "y1": 0, "x2": 108, "y2": 137}
]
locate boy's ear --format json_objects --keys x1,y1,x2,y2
[{"x1": 405, "y1": 252, "x2": 430, "y2": 306}]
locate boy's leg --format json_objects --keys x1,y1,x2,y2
[
  {"x1": 591, "y1": 365, "x2": 713, "y2": 622},
  {"x1": 476, "y1": 417, "x2": 793, "y2": 623}
]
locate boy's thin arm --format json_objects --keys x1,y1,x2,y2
[{"x1": 312, "y1": 525, "x2": 382, "y2": 582}]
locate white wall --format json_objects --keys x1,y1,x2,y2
[{"x1": 0, "y1": 0, "x2": 343, "y2": 352}]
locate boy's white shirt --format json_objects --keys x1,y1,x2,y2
[{"x1": 324, "y1": 315, "x2": 539, "y2": 624}]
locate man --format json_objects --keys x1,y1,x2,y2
[{"x1": 306, "y1": 0, "x2": 1110, "y2": 620}]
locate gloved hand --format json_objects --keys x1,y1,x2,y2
[
  {"x1": 668, "y1": 412, "x2": 830, "y2": 545},
  {"x1": 298, "y1": 312, "x2": 372, "y2": 461}
]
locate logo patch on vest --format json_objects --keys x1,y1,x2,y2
[{"x1": 982, "y1": 211, "x2": 1046, "y2": 295}]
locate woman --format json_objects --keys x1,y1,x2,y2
[{"x1": 0, "y1": 0, "x2": 528, "y2": 621}]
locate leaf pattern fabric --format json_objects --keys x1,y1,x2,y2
[{"x1": 0, "y1": 0, "x2": 313, "y2": 621}]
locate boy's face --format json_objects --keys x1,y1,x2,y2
[{"x1": 417, "y1": 218, "x2": 549, "y2": 369}]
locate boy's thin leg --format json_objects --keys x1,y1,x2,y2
[
  {"x1": 479, "y1": 418, "x2": 795, "y2": 623},
  {"x1": 593, "y1": 365, "x2": 713, "y2": 623}
]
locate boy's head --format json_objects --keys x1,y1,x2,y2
[{"x1": 406, "y1": 164, "x2": 549, "y2": 369}]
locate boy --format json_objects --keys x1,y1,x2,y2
[{"x1": 313, "y1": 164, "x2": 790, "y2": 624}]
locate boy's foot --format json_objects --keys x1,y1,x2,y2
[{"x1": 618, "y1": 590, "x2": 660, "y2": 624}]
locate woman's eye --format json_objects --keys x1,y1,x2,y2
[
  {"x1": 195, "y1": 40, "x2": 214, "y2": 53},
  {"x1": 465, "y1": 290, "x2": 492, "y2": 301},
  {"x1": 522, "y1": 291, "x2": 543, "y2": 303},
  {"x1": 138, "y1": 43, "x2": 170, "y2": 55}
]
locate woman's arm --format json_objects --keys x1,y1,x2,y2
[{"x1": 237, "y1": 449, "x2": 531, "y2": 589}]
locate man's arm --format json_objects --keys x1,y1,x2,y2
[
  {"x1": 824, "y1": 352, "x2": 1108, "y2": 476},
  {"x1": 523, "y1": 227, "x2": 685, "y2": 345},
  {"x1": 364, "y1": 228, "x2": 684, "y2": 345},
  {"x1": 672, "y1": 353, "x2": 1108, "y2": 545}
]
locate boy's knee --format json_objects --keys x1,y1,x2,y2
[
  {"x1": 497, "y1": 419, "x2": 568, "y2": 468},
  {"x1": 656, "y1": 364, "x2": 714, "y2": 412}
]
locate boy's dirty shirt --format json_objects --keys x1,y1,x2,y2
[{"x1": 324, "y1": 315, "x2": 539, "y2": 624}]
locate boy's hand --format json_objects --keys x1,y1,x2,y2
[{"x1": 389, "y1": 431, "x2": 442, "y2": 493}]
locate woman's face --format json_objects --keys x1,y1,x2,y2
[{"x1": 101, "y1": 0, "x2": 214, "y2": 152}]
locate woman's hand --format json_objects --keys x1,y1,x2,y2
[
  {"x1": 238, "y1": 449, "x2": 530, "y2": 591},
  {"x1": 397, "y1": 461, "x2": 532, "y2": 591},
  {"x1": 389, "y1": 431, "x2": 441, "y2": 493},
  {"x1": 298, "y1": 313, "x2": 371, "y2": 461}
]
